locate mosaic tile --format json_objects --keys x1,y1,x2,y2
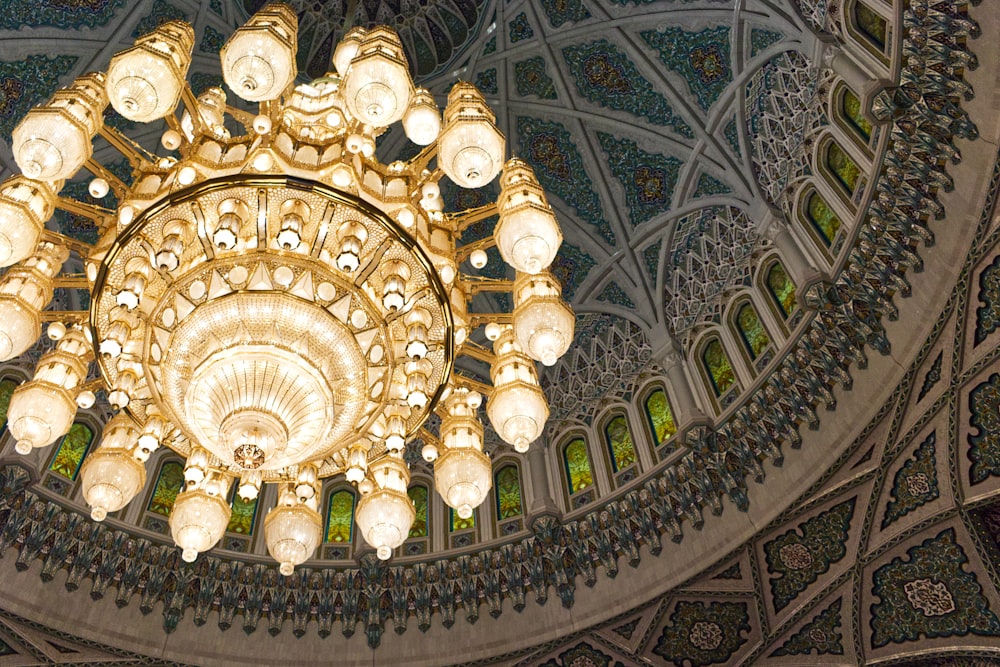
[
  {"x1": 597, "y1": 131, "x2": 681, "y2": 227},
  {"x1": 210, "y1": 0, "x2": 223, "y2": 16},
  {"x1": 199, "y1": 25, "x2": 228, "y2": 54},
  {"x1": 0, "y1": 54, "x2": 78, "y2": 139},
  {"x1": 514, "y1": 57, "x2": 557, "y2": 99},
  {"x1": 642, "y1": 240, "x2": 661, "y2": 285},
  {"x1": 517, "y1": 116, "x2": 614, "y2": 244},
  {"x1": 475, "y1": 67, "x2": 497, "y2": 94},
  {"x1": 483, "y1": 35, "x2": 496, "y2": 55},
  {"x1": 541, "y1": 641, "x2": 625, "y2": 667},
  {"x1": 750, "y1": 28, "x2": 785, "y2": 56},
  {"x1": 974, "y1": 254, "x2": 1000, "y2": 344},
  {"x1": 882, "y1": 431, "x2": 939, "y2": 529},
  {"x1": 771, "y1": 598, "x2": 844, "y2": 656},
  {"x1": 597, "y1": 281, "x2": 636, "y2": 309},
  {"x1": 0, "y1": 0, "x2": 124, "y2": 30},
  {"x1": 508, "y1": 12, "x2": 533, "y2": 43},
  {"x1": 132, "y1": 0, "x2": 187, "y2": 38},
  {"x1": 189, "y1": 72, "x2": 224, "y2": 96},
  {"x1": 539, "y1": 0, "x2": 590, "y2": 28},
  {"x1": 641, "y1": 25, "x2": 733, "y2": 112},
  {"x1": 549, "y1": 241, "x2": 597, "y2": 300},
  {"x1": 693, "y1": 172, "x2": 732, "y2": 198},
  {"x1": 562, "y1": 40, "x2": 694, "y2": 138},
  {"x1": 870, "y1": 528, "x2": 1000, "y2": 647},
  {"x1": 967, "y1": 372, "x2": 1000, "y2": 484},
  {"x1": 724, "y1": 117, "x2": 741, "y2": 156},
  {"x1": 918, "y1": 351, "x2": 943, "y2": 401},
  {"x1": 653, "y1": 600, "x2": 750, "y2": 667},
  {"x1": 764, "y1": 498, "x2": 855, "y2": 612},
  {"x1": 612, "y1": 617, "x2": 640, "y2": 639}
]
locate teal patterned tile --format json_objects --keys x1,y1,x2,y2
[
  {"x1": 199, "y1": 25, "x2": 228, "y2": 54},
  {"x1": 475, "y1": 67, "x2": 498, "y2": 94},
  {"x1": 132, "y1": 0, "x2": 187, "y2": 38},
  {"x1": 210, "y1": 0, "x2": 223, "y2": 16},
  {"x1": 562, "y1": 41, "x2": 694, "y2": 139},
  {"x1": 189, "y1": 72, "x2": 224, "y2": 96},
  {"x1": 642, "y1": 240, "x2": 661, "y2": 284},
  {"x1": 750, "y1": 28, "x2": 785, "y2": 56},
  {"x1": 870, "y1": 528, "x2": 1000, "y2": 647},
  {"x1": 653, "y1": 600, "x2": 750, "y2": 667},
  {"x1": 0, "y1": 55, "x2": 78, "y2": 138},
  {"x1": 967, "y1": 373, "x2": 1000, "y2": 484},
  {"x1": 724, "y1": 117, "x2": 741, "y2": 156},
  {"x1": 550, "y1": 242, "x2": 597, "y2": 300},
  {"x1": 483, "y1": 35, "x2": 496, "y2": 55},
  {"x1": 974, "y1": 254, "x2": 1000, "y2": 344},
  {"x1": 539, "y1": 0, "x2": 590, "y2": 28},
  {"x1": 641, "y1": 26, "x2": 733, "y2": 112},
  {"x1": 771, "y1": 598, "x2": 844, "y2": 656},
  {"x1": 515, "y1": 57, "x2": 557, "y2": 99},
  {"x1": 598, "y1": 132, "x2": 681, "y2": 227},
  {"x1": 517, "y1": 116, "x2": 614, "y2": 245},
  {"x1": 693, "y1": 172, "x2": 732, "y2": 198},
  {"x1": 917, "y1": 351, "x2": 943, "y2": 401},
  {"x1": 0, "y1": 0, "x2": 124, "y2": 29},
  {"x1": 596, "y1": 281, "x2": 635, "y2": 309},
  {"x1": 540, "y1": 642, "x2": 625, "y2": 667},
  {"x1": 882, "y1": 431, "x2": 939, "y2": 529},
  {"x1": 508, "y1": 12, "x2": 533, "y2": 43}
]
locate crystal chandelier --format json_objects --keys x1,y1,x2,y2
[{"x1": 0, "y1": 4, "x2": 573, "y2": 572}]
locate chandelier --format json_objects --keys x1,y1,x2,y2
[{"x1": 0, "y1": 4, "x2": 573, "y2": 572}]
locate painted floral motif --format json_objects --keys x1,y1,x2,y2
[
  {"x1": 597, "y1": 132, "x2": 682, "y2": 227},
  {"x1": 562, "y1": 41, "x2": 694, "y2": 138},
  {"x1": 974, "y1": 255, "x2": 1000, "y2": 344},
  {"x1": 750, "y1": 28, "x2": 784, "y2": 56},
  {"x1": 653, "y1": 600, "x2": 750, "y2": 667},
  {"x1": 883, "y1": 431, "x2": 939, "y2": 528},
  {"x1": 538, "y1": 0, "x2": 590, "y2": 28},
  {"x1": 0, "y1": 0, "x2": 124, "y2": 30},
  {"x1": 0, "y1": 55, "x2": 78, "y2": 137},
  {"x1": 540, "y1": 641, "x2": 624, "y2": 667},
  {"x1": 693, "y1": 173, "x2": 731, "y2": 198},
  {"x1": 597, "y1": 281, "x2": 636, "y2": 309},
  {"x1": 132, "y1": 0, "x2": 187, "y2": 38},
  {"x1": 771, "y1": 598, "x2": 844, "y2": 656},
  {"x1": 642, "y1": 240, "x2": 661, "y2": 284},
  {"x1": 967, "y1": 373, "x2": 1000, "y2": 484},
  {"x1": 918, "y1": 351, "x2": 944, "y2": 401},
  {"x1": 515, "y1": 57, "x2": 557, "y2": 99},
  {"x1": 474, "y1": 67, "x2": 497, "y2": 94},
  {"x1": 724, "y1": 118, "x2": 741, "y2": 156},
  {"x1": 508, "y1": 12, "x2": 533, "y2": 43},
  {"x1": 764, "y1": 498, "x2": 855, "y2": 611},
  {"x1": 870, "y1": 528, "x2": 1000, "y2": 647},
  {"x1": 640, "y1": 26, "x2": 732, "y2": 112},
  {"x1": 199, "y1": 25, "x2": 228, "y2": 53},
  {"x1": 549, "y1": 242, "x2": 598, "y2": 300}
]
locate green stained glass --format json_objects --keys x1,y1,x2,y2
[
  {"x1": 767, "y1": 263, "x2": 797, "y2": 319},
  {"x1": 450, "y1": 507, "x2": 474, "y2": 532},
  {"x1": 644, "y1": 388, "x2": 677, "y2": 445},
  {"x1": 226, "y1": 491, "x2": 258, "y2": 535},
  {"x1": 827, "y1": 142, "x2": 860, "y2": 195},
  {"x1": 604, "y1": 415, "x2": 637, "y2": 473},
  {"x1": 736, "y1": 303, "x2": 771, "y2": 360},
  {"x1": 842, "y1": 89, "x2": 872, "y2": 141},
  {"x1": 147, "y1": 461, "x2": 184, "y2": 516},
  {"x1": 563, "y1": 437, "x2": 593, "y2": 494},
  {"x1": 0, "y1": 379, "x2": 16, "y2": 429},
  {"x1": 408, "y1": 485, "x2": 428, "y2": 538},
  {"x1": 703, "y1": 339, "x2": 736, "y2": 397},
  {"x1": 48, "y1": 423, "x2": 94, "y2": 481},
  {"x1": 325, "y1": 490, "x2": 355, "y2": 543},
  {"x1": 806, "y1": 192, "x2": 842, "y2": 245},
  {"x1": 494, "y1": 465, "x2": 523, "y2": 519},
  {"x1": 855, "y1": 3, "x2": 887, "y2": 49}
]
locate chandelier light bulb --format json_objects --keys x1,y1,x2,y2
[
  {"x1": 106, "y1": 21, "x2": 194, "y2": 122},
  {"x1": 80, "y1": 448, "x2": 146, "y2": 521},
  {"x1": 332, "y1": 26, "x2": 366, "y2": 76},
  {"x1": 0, "y1": 176, "x2": 58, "y2": 268},
  {"x1": 336, "y1": 220, "x2": 368, "y2": 272},
  {"x1": 169, "y1": 487, "x2": 232, "y2": 563},
  {"x1": 161, "y1": 129, "x2": 182, "y2": 150},
  {"x1": 341, "y1": 27, "x2": 413, "y2": 127},
  {"x1": 496, "y1": 159, "x2": 563, "y2": 274},
  {"x1": 403, "y1": 88, "x2": 441, "y2": 146},
  {"x1": 76, "y1": 390, "x2": 97, "y2": 409},
  {"x1": 438, "y1": 83, "x2": 505, "y2": 189},
  {"x1": 470, "y1": 248, "x2": 488, "y2": 269},
  {"x1": 47, "y1": 321, "x2": 67, "y2": 341},
  {"x1": 265, "y1": 487, "x2": 323, "y2": 576},
  {"x1": 221, "y1": 4, "x2": 297, "y2": 102},
  {"x1": 513, "y1": 270, "x2": 574, "y2": 366}
]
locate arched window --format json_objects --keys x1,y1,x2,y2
[
  {"x1": 735, "y1": 302, "x2": 771, "y2": 361},
  {"x1": 562, "y1": 437, "x2": 593, "y2": 495},
  {"x1": 48, "y1": 423, "x2": 95, "y2": 480},
  {"x1": 450, "y1": 508, "x2": 474, "y2": 532},
  {"x1": 325, "y1": 489, "x2": 355, "y2": 543},
  {"x1": 644, "y1": 387, "x2": 677, "y2": 447},
  {"x1": 604, "y1": 415, "x2": 637, "y2": 473},
  {"x1": 408, "y1": 485, "x2": 428, "y2": 538},
  {"x1": 840, "y1": 88, "x2": 872, "y2": 143},
  {"x1": 147, "y1": 461, "x2": 185, "y2": 516},
  {"x1": 226, "y1": 491, "x2": 259, "y2": 535},
  {"x1": 494, "y1": 464, "x2": 523, "y2": 519},
  {"x1": 0, "y1": 378, "x2": 16, "y2": 429},
  {"x1": 766, "y1": 262, "x2": 797, "y2": 320},
  {"x1": 853, "y1": 2, "x2": 887, "y2": 50},
  {"x1": 804, "y1": 191, "x2": 842, "y2": 247},
  {"x1": 825, "y1": 142, "x2": 861, "y2": 197},
  {"x1": 702, "y1": 338, "x2": 736, "y2": 397}
]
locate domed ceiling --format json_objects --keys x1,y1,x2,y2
[{"x1": 0, "y1": 0, "x2": 997, "y2": 665}]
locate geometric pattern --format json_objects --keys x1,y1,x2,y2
[
  {"x1": 0, "y1": 55, "x2": 78, "y2": 137},
  {"x1": 538, "y1": 0, "x2": 590, "y2": 28},
  {"x1": 750, "y1": 28, "x2": 785, "y2": 57},
  {"x1": 974, "y1": 254, "x2": 1000, "y2": 344},
  {"x1": 0, "y1": 0, "x2": 123, "y2": 29},
  {"x1": 652, "y1": 600, "x2": 750, "y2": 667},
  {"x1": 597, "y1": 132, "x2": 682, "y2": 227},
  {"x1": 771, "y1": 598, "x2": 844, "y2": 656},
  {"x1": 967, "y1": 373, "x2": 1000, "y2": 484},
  {"x1": 882, "y1": 431, "x2": 939, "y2": 529},
  {"x1": 515, "y1": 57, "x2": 557, "y2": 99},
  {"x1": 540, "y1": 641, "x2": 625, "y2": 667},
  {"x1": 641, "y1": 25, "x2": 733, "y2": 112}
]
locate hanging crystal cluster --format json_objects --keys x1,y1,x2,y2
[{"x1": 0, "y1": 3, "x2": 573, "y2": 569}]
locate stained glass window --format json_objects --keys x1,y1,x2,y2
[
  {"x1": 0, "y1": 378, "x2": 16, "y2": 429},
  {"x1": 408, "y1": 485, "x2": 428, "y2": 538},
  {"x1": 826, "y1": 142, "x2": 860, "y2": 195},
  {"x1": 702, "y1": 339, "x2": 736, "y2": 397},
  {"x1": 644, "y1": 388, "x2": 677, "y2": 445},
  {"x1": 736, "y1": 303, "x2": 771, "y2": 360},
  {"x1": 842, "y1": 88, "x2": 872, "y2": 141},
  {"x1": 325, "y1": 489, "x2": 355, "y2": 543},
  {"x1": 806, "y1": 191, "x2": 841, "y2": 246},
  {"x1": 494, "y1": 465, "x2": 523, "y2": 519},
  {"x1": 147, "y1": 461, "x2": 184, "y2": 516},
  {"x1": 767, "y1": 262, "x2": 797, "y2": 319},
  {"x1": 226, "y1": 491, "x2": 259, "y2": 535},
  {"x1": 604, "y1": 416, "x2": 637, "y2": 473},
  {"x1": 450, "y1": 507, "x2": 474, "y2": 532},
  {"x1": 48, "y1": 423, "x2": 94, "y2": 480},
  {"x1": 563, "y1": 437, "x2": 593, "y2": 494},
  {"x1": 854, "y1": 3, "x2": 887, "y2": 49}
]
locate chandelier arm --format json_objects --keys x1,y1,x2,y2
[
  {"x1": 416, "y1": 427, "x2": 440, "y2": 449},
  {"x1": 97, "y1": 125, "x2": 155, "y2": 169},
  {"x1": 179, "y1": 83, "x2": 206, "y2": 137},
  {"x1": 225, "y1": 104, "x2": 257, "y2": 130},
  {"x1": 448, "y1": 203, "x2": 499, "y2": 233},
  {"x1": 456, "y1": 342, "x2": 495, "y2": 365},
  {"x1": 41, "y1": 230, "x2": 93, "y2": 259},
  {"x1": 83, "y1": 158, "x2": 129, "y2": 200},
  {"x1": 39, "y1": 310, "x2": 88, "y2": 323},
  {"x1": 408, "y1": 147, "x2": 439, "y2": 180},
  {"x1": 448, "y1": 372, "x2": 493, "y2": 398},
  {"x1": 55, "y1": 197, "x2": 114, "y2": 226},
  {"x1": 353, "y1": 236, "x2": 392, "y2": 285},
  {"x1": 461, "y1": 275, "x2": 514, "y2": 295},
  {"x1": 454, "y1": 236, "x2": 497, "y2": 263},
  {"x1": 468, "y1": 313, "x2": 513, "y2": 329},
  {"x1": 52, "y1": 274, "x2": 90, "y2": 290}
]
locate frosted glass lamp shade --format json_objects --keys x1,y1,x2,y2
[
  {"x1": 264, "y1": 501, "x2": 322, "y2": 575},
  {"x1": 169, "y1": 488, "x2": 231, "y2": 562},
  {"x1": 0, "y1": 177, "x2": 58, "y2": 267},
  {"x1": 402, "y1": 89, "x2": 440, "y2": 146},
  {"x1": 434, "y1": 447, "x2": 491, "y2": 519},
  {"x1": 341, "y1": 28, "x2": 412, "y2": 127},
  {"x1": 496, "y1": 159, "x2": 562, "y2": 274},
  {"x1": 438, "y1": 83, "x2": 504, "y2": 189},
  {"x1": 487, "y1": 381, "x2": 549, "y2": 452},
  {"x1": 0, "y1": 298, "x2": 42, "y2": 361},
  {"x1": 7, "y1": 382, "x2": 77, "y2": 453},
  {"x1": 333, "y1": 27, "x2": 366, "y2": 76},
  {"x1": 355, "y1": 488, "x2": 415, "y2": 560},
  {"x1": 80, "y1": 449, "x2": 147, "y2": 520},
  {"x1": 513, "y1": 271, "x2": 574, "y2": 366},
  {"x1": 107, "y1": 21, "x2": 194, "y2": 122},
  {"x1": 221, "y1": 4, "x2": 298, "y2": 102}
]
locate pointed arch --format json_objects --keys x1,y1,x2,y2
[
  {"x1": 48, "y1": 422, "x2": 95, "y2": 480},
  {"x1": 324, "y1": 488, "x2": 355, "y2": 543}
]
